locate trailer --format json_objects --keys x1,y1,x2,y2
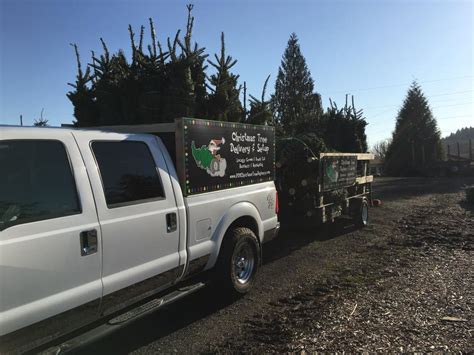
[{"x1": 277, "y1": 152, "x2": 374, "y2": 228}]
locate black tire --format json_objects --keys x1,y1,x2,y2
[
  {"x1": 353, "y1": 199, "x2": 369, "y2": 227},
  {"x1": 215, "y1": 227, "x2": 260, "y2": 296}
]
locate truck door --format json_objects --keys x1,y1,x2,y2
[
  {"x1": 0, "y1": 130, "x2": 102, "y2": 346},
  {"x1": 72, "y1": 132, "x2": 181, "y2": 314}
]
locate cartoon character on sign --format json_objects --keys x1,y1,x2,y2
[
  {"x1": 325, "y1": 159, "x2": 339, "y2": 183},
  {"x1": 191, "y1": 138, "x2": 227, "y2": 177}
]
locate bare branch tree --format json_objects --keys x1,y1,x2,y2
[{"x1": 371, "y1": 138, "x2": 392, "y2": 161}]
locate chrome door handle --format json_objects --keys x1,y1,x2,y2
[
  {"x1": 166, "y1": 213, "x2": 177, "y2": 233},
  {"x1": 80, "y1": 229, "x2": 98, "y2": 256}
]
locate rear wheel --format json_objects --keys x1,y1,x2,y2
[
  {"x1": 216, "y1": 227, "x2": 260, "y2": 296},
  {"x1": 353, "y1": 199, "x2": 369, "y2": 227}
]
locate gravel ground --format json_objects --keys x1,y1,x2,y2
[{"x1": 76, "y1": 177, "x2": 473, "y2": 354}]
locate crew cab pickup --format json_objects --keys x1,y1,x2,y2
[{"x1": 0, "y1": 118, "x2": 279, "y2": 352}]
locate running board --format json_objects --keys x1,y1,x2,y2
[{"x1": 42, "y1": 282, "x2": 206, "y2": 354}]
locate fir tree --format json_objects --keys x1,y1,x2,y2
[
  {"x1": 322, "y1": 97, "x2": 368, "y2": 153},
  {"x1": 385, "y1": 81, "x2": 443, "y2": 175},
  {"x1": 206, "y1": 32, "x2": 243, "y2": 122},
  {"x1": 33, "y1": 109, "x2": 49, "y2": 127},
  {"x1": 67, "y1": 44, "x2": 98, "y2": 126},
  {"x1": 68, "y1": 5, "x2": 208, "y2": 126},
  {"x1": 247, "y1": 75, "x2": 273, "y2": 125},
  {"x1": 272, "y1": 33, "x2": 322, "y2": 135}
]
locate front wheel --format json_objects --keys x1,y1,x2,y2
[{"x1": 215, "y1": 227, "x2": 260, "y2": 296}]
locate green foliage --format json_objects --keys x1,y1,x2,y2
[
  {"x1": 206, "y1": 32, "x2": 243, "y2": 122},
  {"x1": 321, "y1": 98, "x2": 368, "y2": 153},
  {"x1": 68, "y1": 5, "x2": 209, "y2": 126},
  {"x1": 275, "y1": 133, "x2": 326, "y2": 218},
  {"x1": 385, "y1": 81, "x2": 443, "y2": 176},
  {"x1": 272, "y1": 33, "x2": 322, "y2": 135},
  {"x1": 33, "y1": 119, "x2": 49, "y2": 127},
  {"x1": 444, "y1": 127, "x2": 474, "y2": 143},
  {"x1": 33, "y1": 108, "x2": 49, "y2": 127},
  {"x1": 246, "y1": 75, "x2": 273, "y2": 125}
]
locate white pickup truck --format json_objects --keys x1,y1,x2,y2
[{"x1": 0, "y1": 118, "x2": 279, "y2": 352}]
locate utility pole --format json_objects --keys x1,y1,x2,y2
[
  {"x1": 421, "y1": 144, "x2": 425, "y2": 166},
  {"x1": 469, "y1": 139, "x2": 473, "y2": 161},
  {"x1": 243, "y1": 81, "x2": 247, "y2": 122}
]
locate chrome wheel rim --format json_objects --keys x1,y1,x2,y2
[
  {"x1": 362, "y1": 203, "x2": 368, "y2": 225},
  {"x1": 233, "y1": 243, "x2": 255, "y2": 284}
]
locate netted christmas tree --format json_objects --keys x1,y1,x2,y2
[{"x1": 276, "y1": 133, "x2": 327, "y2": 221}]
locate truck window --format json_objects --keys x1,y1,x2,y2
[
  {"x1": 0, "y1": 140, "x2": 81, "y2": 231},
  {"x1": 91, "y1": 141, "x2": 165, "y2": 208}
]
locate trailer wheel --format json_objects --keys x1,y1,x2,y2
[
  {"x1": 215, "y1": 227, "x2": 260, "y2": 296},
  {"x1": 353, "y1": 199, "x2": 369, "y2": 227}
]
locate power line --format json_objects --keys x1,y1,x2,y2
[
  {"x1": 429, "y1": 89, "x2": 473, "y2": 97},
  {"x1": 364, "y1": 92, "x2": 473, "y2": 110},
  {"x1": 432, "y1": 101, "x2": 473, "y2": 109},
  {"x1": 366, "y1": 101, "x2": 473, "y2": 123},
  {"x1": 437, "y1": 114, "x2": 473, "y2": 120},
  {"x1": 367, "y1": 112, "x2": 473, "y2": 129},
  {"x1": 368, "y1": 114, "x2": 473, "y2": 138},
  {"x1": 320, "y1": 75, "x2": 473, "y2": 95}
]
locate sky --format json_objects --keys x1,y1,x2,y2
[{"x1": 0, "y1": 0, "x2": 472, "y2": 146}]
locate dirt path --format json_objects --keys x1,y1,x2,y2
[
  {"x1": 77, "y1": 178, "x2": 473, "y2": 353},
  {"x1": 210, "y1": 192, "x2": 473, "y2": 353}
]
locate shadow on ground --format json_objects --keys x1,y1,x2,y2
[
  {"x1": 71, "y1": 218, "x2": 356, "y2": 354},
  {"x1": 69, "y1": 177, "x2": 473, "y2": 354}
]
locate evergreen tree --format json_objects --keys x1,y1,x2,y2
[
  {"x1": 67, "y1": 44, "x2": 98, "y2": 126},
  {"x1": 68, "y1": 5, "x2": 208, "y2": 126},
  {"x1": 322, "y1": 97, "x2": 368, "y2": 152},
  {"x1": 33, "y1": 108, "x2": 49, "y2": 127},
  {"x1": 162, "y1": 4, "x2": 208, "y2": 122},
  {"x1": 272, "y1": 33, "x2": 322, "y2": 135},
  {"x1": 206, "y1": 32, "x2": 243, "y2": 122},
  {"x1": 385, "y1": 81, "x2": 442, "y2": 175},
  {"x1": 247, "y1": 75, "x2": 273, "y2": 125}
]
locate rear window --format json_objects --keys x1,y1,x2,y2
[
  {"x1": 0, "y1": 140, "x2": 81, "y2": 231},
  {"x1": 91, "y1": 141, "x2": 165, "y2": 208}
]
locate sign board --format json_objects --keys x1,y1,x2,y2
[
  {"x1": 321, "y1": 156, "x2": 357, "y2": 191},
  {"x1": 179, "y1": 118, "x2": 275, "y2": 196}
]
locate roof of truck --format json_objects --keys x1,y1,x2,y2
[
  {"x1": 1, "y1": 122, "x2": 177, "y2": 134},
  {"x1": 0, "y1": 125, "x2": 156, "y2": 140}
]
